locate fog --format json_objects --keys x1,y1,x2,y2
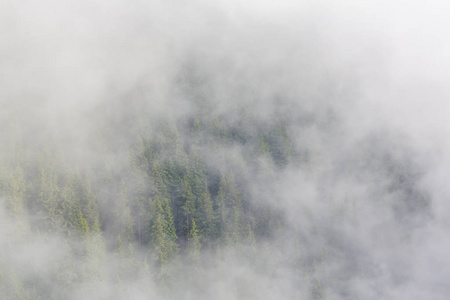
[{"x1": 1, "y1": 0, "x2": 450, "y2": 299}]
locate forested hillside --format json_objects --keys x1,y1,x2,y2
[
  {"x1": 1, "y1": 1, "x2": 448, "y2": 299},
  {"x1": 0, "y1": 90, "x2": 302, "y2": 296},
  {"x1": 0, "y1": 84, "x2": 431, "y2": 299}
]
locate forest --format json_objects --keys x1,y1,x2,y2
[
  {"x1": 0, "y1": 90, "x2": 302, "y2": 298},
  {"x1": 1, "y1": 1, "x2": 448, "y2": 299},
  {"x1": 0, "y1": 82, "x2": 431, "y2": 299}
]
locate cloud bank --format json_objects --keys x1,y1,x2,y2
[{"x1": 1, "y1": 0, "x2": 450, "y2": 299}]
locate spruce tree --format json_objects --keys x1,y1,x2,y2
[{"x1": 188, "y1": 219, "x2": 201, "y2": 265}]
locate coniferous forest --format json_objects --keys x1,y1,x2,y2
[{"x1": 1, "y1": 1, "x2": 449, "y2": 299}]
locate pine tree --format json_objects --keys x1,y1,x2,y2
[
  {"x1": 151, "y1": 196, "x2": 178, "y2": 276},
  {"x1": 200, "y1": 183, "x2": 216, "y2": 239},
  {"x1": 115, "y1": 185, "x2": 135, "y2": 256},
  {"x1": 162, "y1": 197, "x2": 178, "y2": 248},
  {"x1": 188, "y1": 219, "x2": 201, "y2": 265},
  {"x1": 77, "y1": 210, "x2": 90, "y2": 235},
  {"x1": 181, "y1": 178, "x2": 196, "y2": 237},
  {"x1": 152, "y1": 211, "x2": 168, "y2": 266},
  {"x1": 216, "y1": 176, "x2": 228, "y2": 240},
  {"x1": 37, "y1": 161, "x2": 60, "y2": 232},
  {"x1": 80, "y1": 173, "x2": 101, "y2": 231},
  {"x1": 60, "y1": 172, "x2": 78, "y2": 235},
  {"x1": 229, "y1": 206, "x2": 243, "y2": 245}
]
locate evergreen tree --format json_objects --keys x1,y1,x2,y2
[
  {"x1": 151, "y1": 196, "x2": 178, "y2": 276},
  {"x1": 115, "y1": 185, "x2": 135, "y2": 255},
  {"x1": 37, "y1": 162, "x2": 60, "y2": 232},
  {"x1": 188, "y1": 219, "x2": 201, "y2": 264},
  {"x1": 200, "y1": 183, "x2": 216, "y2": 239},
  {"x1": 181, "y1": 178, "x2": 196, "y2": 237}
]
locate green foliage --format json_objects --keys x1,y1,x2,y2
[
  {"x1": 77, "y1": 211, "x2": 90, "y2": 235},
  {"x1": 152, "y1": 196, "x2": 179, "y2": 276},
  {"x1": 188, "y1": 219, "x2": 201, "y2": 264},
  {"x1": 0, "y1": 93, "x2": 299, "y2": 295}
]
